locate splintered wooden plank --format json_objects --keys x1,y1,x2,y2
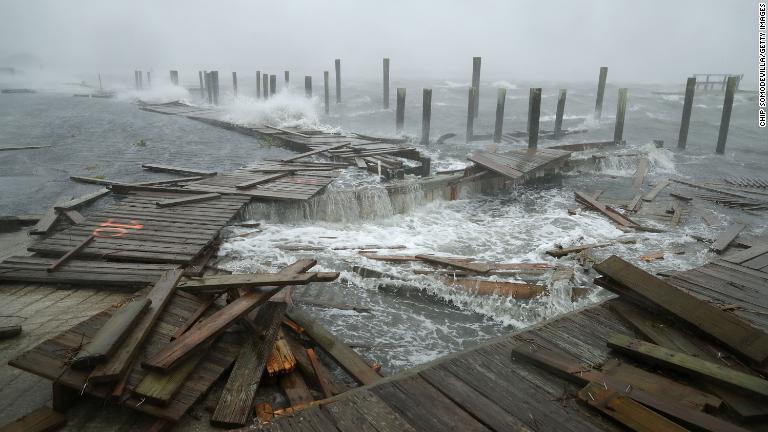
[
  {"x1": 416, "y1": 255, "x2": 490, "y2": 274},
  {"x1": 71, "y1": 298, "x2": 151, "y2": 369},
  {"x1": 54, "y1": 189, "x2": 110, "y2": 211},
  {"x1": 0, "y1": 406, "x2": 67, "y2": 432},
  {"x1": 594, "y1": 255, "x2": 768, "y2": 364},
  {"x1": 281, "y1": 142, "x2": 351, "y2": 162},
  {"x1": 578, "y1": 382, "x2": 688, "y2": 432},
  {"x1": 177, "y1": 272, "x2": 320, "y2": 293},
  {"x1": 642, "y1": 180, "x2": 671, "y2": 201},
  {"x1": 211, "y1": 302, "x2": 286, "y2": 427},
  {"x1": 155, "y1": 193, "x2": 221, "y2": 208},
  {"x1": 142, "y1": 164, "x2": 216, "y2": 177},
  {"x1": 46, "y1": 235, "x2": 94, "y2": 272},
  {"x1": 142, "y1": 287, "x2": 283, "y2": 372},
  {"x1": 89, "y1": 268, "x2": 183, "y2": 383},
  {"x1": 608, "y1": 334, "x2": 768, "y2": 399},
  {"x1": 438, "y1": 277, "x2": 545, "y2": 299},
  {"x1": 234, "y1": 172, "x2": 290, "y2": 189},
  {"x1": 575, "y1": 191, "x2": 636, "y2": 227},
  {"x1": 632, "y1": 158, "x2": 649, "y2": 190},
  {"x1": 546, "y1": 242, "x2": 614, "y2": 258},
  {"x1": 132, "y1": 350, "x2": 206, "y2": 405},
  {"x1": 722, "y1": 244, "x2": 768, "y2": 265},
  {"x1": 286, "y1": 309, "x2": 381, "y2": 385},
  {"x1": 710, "y1": 223, "x2": 746, "y2": 254}
]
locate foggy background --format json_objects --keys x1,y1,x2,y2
[{"x1": 0, "y1": 0, "x2": 759, "y2": 85}]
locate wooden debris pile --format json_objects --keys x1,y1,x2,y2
[{"x1": 513, "y1": 253, "x2": 768, "y2": 430}]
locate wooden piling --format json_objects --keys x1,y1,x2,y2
[
  {"x1": 138, "y1": 70, "x2": 143, "y2": 90},
  {"x1": 493, "y1": 88, "x2": 506, "y2": 143},
  {"x1": 614, "y1": 88, "x2": 628, "y2": 144},
  {"x1": 284, "y1": 71, "x2": 289, "y2": 89},
  {"x1": 466, "y1": 87, "x2": 476, "y2": 143},
  {"x1": 98, "y1": 73, "x2": 103, "y2": 91},
  {"x1": 212, "y1": 71, "x2": 220, "y2": 105},
  {"x1": 170, "y1": 70, "x2": 179, "y2": 85},
  {"x1": 134, "y1": 71, "x2": 139, "y2": 90},
  {"x1": 263, "y1": 73, "x2": 269, "y2": 99},
  {"x1": 554, "y1": 89, "x2": 567, "y2": 139},
  {"x1": 269, "y1": 74, "x2": 276, "y2": 97},
  {"x1": 716, "y1": 76, "x2": 738, "y2": 154},
  {"x1": 334, "y1": 59, "x2": 341, "y2": 103},
  {"x1": 383, "y1": 58, "x2": 390, "y2": 109},
  {"x1": 677, "y1": 77, "x2": 696, "y2": 149},
  {"x1": 232, "y1": 72, "x2": 238, "y2": 97},
  {"x1": 471, "y1": 57, "x2": 481, "y2": 118},
  {"x1": 528, "y1": 88, "x2": 542, "y2": 148},
  {"x1": 323, "y1": 71, "x2": 330, "y2": 114},
  {"x1": 205, "y1": 72, "x2": 213, "y2": 104},
  {"x1": 198, "y1": 71, "x2": 204, "y2": 98},
  {"x1": 421, "y1": 88, "x2": 432, "y2": 144},
  {"x1": 256, "y1": 71, "x2": 261, "y2": 99},
  {"x1": 305, "y1": 76, "x2": 312, "y2": 98},
  {"x1": 146, "y1": 71, "x2": 151, "y2": 89},
  {"x1": 395, "y1": 88, "x2": 406, "y2": 133},
  {"x1": 595, "y1": 66, "x2": 608, "y2": 118}
]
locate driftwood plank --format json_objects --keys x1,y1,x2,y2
[
  {"x1": 234, "y1": 172, "x2": 290, "y2": 189},
  {"x1": 594, "y1": 255, "x2": 768, "y2": 364},
  {"x1": 71, "y1": 298, "x2": 151, "y2": 369},
  {"x1": 211, "y1": 302, "x2": 286, "y2": 427},
  {"x1": 575, "y1": 191, "x2": 636, "y2": 227},
  {"x1": 286, "y1": 309, "x2": 381, "y2": 385},
  {"x1": 710, "y1": 223, "x2": 746, "y2": 254},
  {"x1": 46, "y1": 235, "x2": 94, "y2": 272},
  {"x1": 89, "y1": 268, "x2": 183, "y2": 383},
  {"x1": 416, "y1": 255, "x2": 490, "y2": 274},
  {"x1": 438, "y1": 277, "x2": 545, "y2": 298},
  {"x1": 0, "y1": 406, "x2": 66, "y2": 432},
  {"x1": 60, "y1": 209, "x2": 86, "y2": 225},
  {"x1": 608, "y1": 334, "x2": 768, "y2": 399},
  {"x1": 155, "y1": 193, "x2": 221, "y2": 208},
  {"x1": 142, "y1": 164, "x2": 216, "y2": 177},
  {"x1": 177, "y1": 272, "x2": 320, "y2": 292},
  {"x1": 132, "y1": 350, "x2": 206, "y2": 405},
  {"x1": 643, "y1": 180, "x2": 671, "y2": 201},
  {"x1": 281, "y1": 142, "x2": 351, "y2": 162}
]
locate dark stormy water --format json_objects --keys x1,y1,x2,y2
[{"x1": 1, "y1": 72, "x2": 765, "y2": 372}]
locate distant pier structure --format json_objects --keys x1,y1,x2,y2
[{"x1": 693, "y1": 73, "x2": 743, "y2": 91}]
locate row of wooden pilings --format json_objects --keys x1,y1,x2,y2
[{"x1": 141, "y1": 59, "x2": 739, "y2": 154}]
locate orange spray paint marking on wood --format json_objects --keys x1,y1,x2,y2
[{"x1": 92, "y1": 219, "x2": 144, "y2": 238}]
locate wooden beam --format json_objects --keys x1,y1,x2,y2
[
  {"x1": 306, "y1": 347, "x2": 345, "y2": 397},
  {"x1": 286, "y1": 309, "x2": 381, "y2": 385},
  {"x1": 438, "y1": 277, "x2": 545, "y2": 299},
  {"x1": 416, "y1": 254, "x2": 490, "y2": 274},
  {"x1": 155, "y1": 193, "x2": 221, "y2": 208},
  {"x1": 142, "y1": 287, "x2": 283, "y2": 372},
  {"x1": 71, "y1": 298, "x2": 151, "y2": 369},
  {"x1": 0, "y1": 406, "x2": 66, "y2": 432},
  {"x1": 281, "y1": 142, "x2": 351, "y2": 162},
  {"x1": 279, "y1": 371, "x2": 314, "y2": 406},
  {"x1": 171, "y1": 294, "x2": 218, "y2": 340},
  {"x1": 54, "y1": 189, "x2": 110, "y2": 211},
  {"x1": 177, "y1": 272, "x2": 320, "y2": 293},
  {"x1": 88, "y1": 268, "x2": 183, "y2": 383},
  {"x1": 141, "y1": 164, "x2": 216, "y2": 177},
  {"x1": 575, "y1": 191, "x2": 637, "y2": 227},
  {"x1": 133, "y1": 350, "x2": 206, "y2": 405},
  {"x1": 643, "y1": 180, "x2": 671, "y2": 202},
  {"x1": 710, "y1": 223, "x2": 746, "y2": 254},
  {"x1": 234, "y1": 172, "x2": 290, "y2": 189},
  {"x1": 594, "y1": 255, "x2": 768, "y2": 364},
  {"x1": 211, "y1": 302, "x2": 286, "y2": 427},
  {"x1": 46, "y1": 235, "x2": 94, "y2": 272},
  {"x1": 608, "y1": 334, "x2": 768, "y2": 399},
  {"x1": 60, "y1": 209, "x2": 85, "y2": 225}
]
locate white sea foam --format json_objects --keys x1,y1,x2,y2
[
  {"x1": 437, "y1": 80, "x2": 470, "y2": 88},
  {"x1": 492, "y1": 80, "x2": 518, "y2": 90},
  {"x1": 117, "y1": 83, "x2": 191, "y2": 104}
]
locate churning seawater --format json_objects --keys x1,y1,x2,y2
[{"x1": 1, "y1": 72, "x2": 765, "y2": 373}]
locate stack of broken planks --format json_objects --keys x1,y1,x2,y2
[{"x1": 468, "y1": 148, "x2": 571, "y2": 185}]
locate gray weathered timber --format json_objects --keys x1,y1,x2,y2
[
  {"x1": 269, "y1": 74, "x2": 277, "y2": 97},
  {"x1": 284, "y1": 70, "x2": 290, "y2": 89},
  {"x1": 595, "y1": 66, "x2": 608, "y2": 118},
  {"x1": 198, "y1": 71, "x2": 204, "y2": 98},
  {"x1": 716, "y1": 76, "x2": 738, "y2": 154},
  {"x1": 231, "y1": 71, "x2": 238, "y2": 97},
  {"x1": 335, "y1": 59, "x2": 341, "y2": 103},
  {"x1": 263, "y1": 73, "x2": 269, "y2": 99},
  {"x1": 710, "y1": 223, "x2": 746, "y2": 254},
  {"x1": 493, "y1": 88, "x2": 506, "y2": 143},
  {"x1": 323, "y1": 71, "x2": 330, "y2": 114},
  {"x1": 554, "y1": 89, "x2": 567, "y2": 139},
  {"x1": 614, "y1": 88, "x2": 628, "y2": 144},
  {"x1": 212, "y1": 71, "x2": 219, "y2": 105},
  {"x1": 395, "y1": 88, "x2": 406, "y2": 133},
  {"x1": 383, "y1": 57, "x2": 390, "y2": 109},
  {"x1": 421, "y1": 89, "x2": 432, "y2": 144},
  {"x1": 678, "y1": 77, "x2": 696, "y2": 149},
  {"x1": 465, "y1": 88, "x2": 475, "y2": 143},
  {"x1": 256, "y1": 71, "x2": 261, "y2": 99},
  {"x1": 471, "y1": 57, "x2": 481, "y2": 118},
  {"x1": 527, "y1": 88, "x2": 542, "y2": 149},
  {"x1": 305, "y1": 76, "x2": 312, "y2": 98}
]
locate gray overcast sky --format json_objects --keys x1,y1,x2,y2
[{"x1": 0, "y1": 0, "x2": 759, "y2": 84}]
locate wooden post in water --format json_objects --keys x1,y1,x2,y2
[
  {"x1": 395, "y1": 88, "x2": 406, "y2": 133},
  {"x1": 334, "y1": 59, "x2": 341, "y2": 103},
  {"x1": 269, "y1": 74, "x2": 276, "y2": 97},
  {"x1": 146, "y1": 71, "x2": 151, "y2": 88},
  {"x1": 170, "y1": 70, "x2": 179, "y2": 85},
  {"x1": 466, "y1": 87, "x2": 476, "y2": 143},
  {"x1": 256, "y1": 71, "x2": 261, "y2": 99},
  {"x1": 528, "y1": 88, "x2": 542, "y2": 148},
  {"x1": 305, "y1": 76, "x2": 312, "y2": 98},
  {"x1": 198, "y1": 71, "x2": 204, "y2": 98},
  {"x1": 134, "y1": 71, "x2": 138, "y2": 90},
  {"x1": 138, "y1": 70, "x2": 143, "y2": 90},
  {"x1": 284, "y1": 71, "x2": 289, "y2": 89},
  {"x1": 421, "y1": 88, "x2": 432, "y2": 144},
  {"x1": 595, "y1": 66, "x2": 608, "y2": 118},
  {"x1": 383, "y1": 58, "x2": 390, "y2": 109},
  {"x1": 471, "y1": 57, "x2": 481, "y2": 118},
  {"x1": 212, "y1": 71, "x2": 220, "y2": 105},
  {"x1": 205, "y1": 72, "x2": 213, "y2": 104},
  {"x1": 323, "y1": 71, "x2": 330, "y2": 114},
  {"x1": 232, "y1": 72, "x2": 238, "y2": 97},
  {"x1": 554, "y1": 89, "x2": 567, "y2": 139},
  {"x1": 613, "y1": 88, "x2": 628, "y2": 144},
  {"x1": 98, "y1": 74, "x2": 103, "y2": 91},
  {"x1": 716, "y1": 76, "x2": 738, "y2": 154},
  {"x1": 263, "y1": 73, "x2": 269, "y2": 99},
  {"x1": 493, "y1": 88, "x2": 506, "y2": 143},
  {"x1": 677, "y1": 77, "x2": 696, "y2": 149}
]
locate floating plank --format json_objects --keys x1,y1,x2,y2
[
  {"x1": 438, "y1": 277, "x2": 545, "y2": 298},
  {"x1": 575, "y1": 191, "x2": 636, "y2": 227},
  {"x1": 177, "y1": 272, "x2": 320, "y2": 293},
  {"x1": 286, "y1": 309, "x2": 381, "y2": 385},
  {"x1": 46, "y1": 235, "x2": 94, "y2": 272},
  {"x1": 281, "y1": 142, "x2": 351, "y2": 162},
  {"x1": 132, "y1": 350, "x2": 206, "y2": 405},
  {"x1": 643, "y1": 180, "x2": 671, "y2": 201},
  {"x1": 69, "y1": 176, "x2": 127, "y2": 186},
  {"x1": 0, "y1": 325, "x2": 21, "y2": 340},
  {"x1": 142, "y1": 286, "x2": 283, "y2": 372},
  {"x1": 54, "y1": 189, "x2": 110, "y2": 211},
  {"x1": 71, "y1": 299, "x2": 151, "y2": 369},
  {"x1": 234, "y1": 172, "x2": 290, "y2": 189},
  {"x1": 0, "y1": 406, "x2": 66, "y2": 432},
  {"x1": 546, "y1": 242, "x2": 614, "y2": 258},
  {"x1": 710, "y1": 223, "x2": 746, "y2": 254},
  {"x1": 632, "y1": 158, "x2": 649, "y2": 189},
  {"x1": 416, "y1": 254, "x2": 490, "y2": 274},
  {"x1": 60, "y1": 209, "x2": 86, "y2": 225},
  {"x1": 211, "y1": 302, "x2": 286, "y2": 428},
  {"x1": 608, "y1": 334, "x2": 768, "y2": 399},
  {"x1": 578, "y1": 382, "x2": 688, "y2": 432},
  {"x1": 89, "y1": 268, "x2": 183, "y2": 383},
  {"x1": 155, "y1": 193, "x2": 221, "y2": 208},
  {"x1": 142, "y1": 164, "x2": 217, "y2": 177}
]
